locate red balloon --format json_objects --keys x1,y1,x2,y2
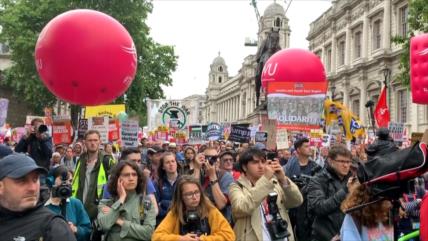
[
  {"x1": 261, "y1": 48, "x2": 326, "y2": 89},
  {"x1": 35, "y1": 9, "x2": 137, "y2": 106}
]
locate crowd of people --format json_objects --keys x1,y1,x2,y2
[{"x1": 0, "y1": 118, "x2": 427, "y2": 241}]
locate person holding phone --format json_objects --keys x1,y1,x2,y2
[
  {"x1": 191, "y1": 147, "x2": 234, "y2": 222},
  {"x1": 97, "y1": 160, "x2": 156, "y2": 241},
  {"x1": 152, "y1": 175, "x2": 235, "y2": 241}
]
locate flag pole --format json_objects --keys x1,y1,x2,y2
[{"x1": 365, "y1": 100, "x2": 377, "y2": 136}]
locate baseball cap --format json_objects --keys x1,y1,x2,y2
[
  {"x1": 0, "y1": 154, "x2": 48, "y2": 180},
  {"x1": 0, "y1": 144, "x2": 13, "y2": 159},
  {"x1": 254, "y1": 142, "x2": 266, "y2": 151},
  {"x1": 169, "y1": 143, "x2": 177, "y2": 148}
]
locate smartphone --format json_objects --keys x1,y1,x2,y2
[
  {"x1": 206, "y1": 155, "x2": 218, "y2": 165},
  {"x1": 266, "y1": 152, "x2": 277, "y2": 160}
]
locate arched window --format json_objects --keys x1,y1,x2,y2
[
  {"x1": 274, "y1": 17, "x2": 281, "y2": 28},
  {"x1": 218, "y1": 76, "x2": 222, "y2": 83},
  {"x1": 218, "y1": 66, "x2": 223, "y2": 72}
]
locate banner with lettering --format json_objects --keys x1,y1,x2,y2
[
  {"x1": 108, "y1": 119, "x2": 120, "y2": 141},
  {"x1": 255, "y1": 131, "x2": 268, "y2": 143},
  {"x1": 146, "y1": 99, "x2": 193, "y2": 131},
  {"x1": 121, "y1": 120, "x2": 139, "y2": 148},
  {"x1": 228, "y1": 125, "x2": 251, "y2": 143},
  {"x1": 388, "y1": 122, "x2": 405, "y2": 142},
  {"x1": 88, "y1": 116, "x2": 109, "y2": 143},
  {"x1": 267, "y1": 82, "x2": 327, "y2": 131},
  {"x1": 85, "y1": 104, "x2": 126, "y2": 118},
  {"x1": 276, "y1": 128, "x2": 289, "y2": 150},
  {"x1": 206, "y1": 122, "x2": 222, "y2": 141},
  {"x1": 52, "y1": 116, "x2": 72, "y2": 145},
  {"x1": 77, "y1": 119, "x2": 88, "y2": 139},
  {"x1": 189, "y1": 124, "x2": 204, "y2": 144}
]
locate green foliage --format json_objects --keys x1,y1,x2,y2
[
  {"x1": 0, "y1": 0, "x2": 177, "y2": 126},
  {"x1": 393, "y1": 0, "x2": 428, "y2": 87}
]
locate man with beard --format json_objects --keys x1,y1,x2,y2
[
  {"x1": 0, "y1": 154, "x2": 76, "y2": 241},
  {"x1": 71, "y1": 130, "x2": 115, "y2": 220}
]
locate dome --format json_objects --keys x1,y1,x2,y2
[
  {"x1": 212, "y1": 53, "x2": 226, "y2": 66},
  {"x1": 263, "y1": 2, "x2": 285, "y2": 17}
]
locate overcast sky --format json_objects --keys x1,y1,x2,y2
[{"x1": 147, "y1": 0, "x2": 332, "y2": 99}]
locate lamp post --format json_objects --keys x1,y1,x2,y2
[
  {"x1": 382, "y1": 67, "x2": 391, "y2": 107},
  {"x1": 330, "y1": 85, "x2": 336, "y2": 101}
]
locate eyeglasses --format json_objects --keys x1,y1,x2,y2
[
  {"x1": 221, "y1": 158, "x2": 233, "y2": 163},
  {"x1": 120, "y1": 172, "x2": 138, "y2": 178},
  {"x1": 183, "y1": 190, "x2": 201, "y2": 199},
  {"x1": 333, "y1": 159, "x2": 352, "y2": 165}
]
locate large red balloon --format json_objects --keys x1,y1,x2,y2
[
  {"x1": 35, "y1": 9, "x2": 137, "y2": 106},
  {"x1": 261, "y1": 48, "x2": 326, "y2": 89}
]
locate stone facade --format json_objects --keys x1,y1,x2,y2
[
  {"x1": 307, "y1": 0, "x2": 427, "y2": 133},
  {"x1": 201, "y1": 2, "x2": 290, "y2": 125}
]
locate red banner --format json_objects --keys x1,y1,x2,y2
[
  {"x1": 108, "y1": 119, "x2": 120, "y2": 141},
  {"x1": 52, "y1": 118, "x2": 72, "y2": 145},
  {"x1": 374, "y1": 87, "x2": 390, "y2": 128}
]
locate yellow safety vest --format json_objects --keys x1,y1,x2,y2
[{"x1": 71, "y1": 158, "x2": 108, "y2": 199}]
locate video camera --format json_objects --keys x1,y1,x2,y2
[
  {"x1": 37, "y1": 124, "x2": 48, "y2": 134},
  {"x1": 181, "y1": 210, "x2": 210, "y2": 237},
  {"x1": 51, "y1": 171, "x2": 72, "y2": 199},
  {"x1": 266, "y1": 192, "x2": 290, "y2": 240}
]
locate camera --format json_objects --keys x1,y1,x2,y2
[
  {"x1": 52, "y1": 171, "x2": 72, "y2": 199},
  {"x1": 205, "y1": 155, "x2": 217, "y2": 165},
  {"x1": 180, "y1": 210, "x2": 210, "y2": 236},
  {"x1": 267, "y1": 151, "x2": 277, "y2": 160},
  {"x1": 38, "y1": 124, "x2": 48, "y2": 134},
  {"x1": 266, "y1": 192, "x2": 290, "y2": 240}
]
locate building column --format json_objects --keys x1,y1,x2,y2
[
  {"x1": 331, "y1": 25, "x2": 337, "y2": 73},
  {"x1": 343, "y1": 82, "x2": 349, "y2": 108},
  {"x1": 383, "y1": 0, "x2": 391, "y2": 50},
  {"x1": 359, "y1": 80, "x2": 367, "y2": 125},
  {"x1": 362, "y1": 5, "x2": 369, "y2": 58},
  {"x1": 345, "y1": 21, "x2": 352, "y2": 66}
]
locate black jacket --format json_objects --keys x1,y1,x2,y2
[
  {"x1": 15, "y1": 134, "x2": 53, "y2": 169},
  {"x1": 307, "y1": 165, "x2": 351, "y2": 241},
  {"x1": 0, "y1": 195, "x2": 76, "y2": 241}
]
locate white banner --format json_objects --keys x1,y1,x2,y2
[
  {"x1": 388, "y1": 122, "x2": 405, "y2": 142},
  {"x1": 146, "y1": 99, "x2": 194, "y2": 131},
  {"x1": 0, "y1": 98, "x2": 9, "y2": 126},
  {"x1": 88, "y1": 116, "x2": 109, "y2": 144},
  {"x1": 121, "y1": 120, "x2": 139, "y2": 148}
]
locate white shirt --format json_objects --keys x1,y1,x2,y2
[{"x1": 260, "y1": 204, "x2": 288, "y2": 241}]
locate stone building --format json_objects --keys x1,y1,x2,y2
[
  {"x1": 202, "y1": 2, "x2": 290, "y2": 124},
  {"x1": 307, "y1": 0, "x2": 427, "y2": 133}
]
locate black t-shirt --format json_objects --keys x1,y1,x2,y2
[{"x1": 300, "y1": 161, "x2": 318, "y2": 176}]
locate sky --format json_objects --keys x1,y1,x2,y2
[{"x1": 147, "y1": 0, "x2": 332, "y2": 99}]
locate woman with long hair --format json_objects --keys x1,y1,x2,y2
[
  {"x1": 155, "y1": 152, "x2": 180, "y2": 225},
  {"x1": 97, "y1": 160, "x2": 156, "y2": 241},
  {"x1": 340, "y1": 181, "x2": 393, "y2": 241},
  {"x1": 152, "y1": 175, "x2": 235, "y2": 241}
]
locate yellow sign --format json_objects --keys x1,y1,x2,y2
[{"x1": 85, "y1": 104, "x2": 126, "y2": 118}]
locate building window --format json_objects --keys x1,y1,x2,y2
[
  {"x1": 338, "y1": 40, "x2": 345, "y2": 66},
  {"x1": 372, "y1": 20, "x2": 382, "y2": 50},
  {"x1": 399, "y1": 5, "x2": 408, "y2": 37},
  {"x1": 218, "y1": 76, "x2": 222, "y2": 83},
  {"x1": 371, "y1": 94, "x2": 379, "y2": 107},
  {"x1": 354, "y1": 31, "x2": 362, "y2": 59},
  {"x1": 274, "y1": 17, "x2": 281, "y2": 28},
  {"x1": 352, "y1": 99, "x2": 360, "y2": 117},
  {"x1": 397, "y1": 89, "x2": 408, "y2": 123},
  {"x1": 325, "y1": 47, "x2": 332, "y2": 72},
  {"x1": 218, "y1": 66, "x2": 223, "y2": 72}
]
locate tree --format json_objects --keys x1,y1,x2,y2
[
  {"x1": 393, "y1": 0, "x2": 428, "y2": 87},
  {"x1": 0, "y1": 0, "x2": 177, "y2": 126}
]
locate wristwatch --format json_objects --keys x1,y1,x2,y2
[{"x1": 210, "y1": 179, "x2": 219, "y2": 185}]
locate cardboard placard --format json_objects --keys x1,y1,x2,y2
[{"x1": 228, "y1": 126, "x2": 251, "y2": 143}]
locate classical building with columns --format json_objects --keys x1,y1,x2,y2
[
  {"x1": 201, "y1": 2, "x2": 290, "y2": 124},
  {"x1": 307, "y1": 0, "x2": 428, "y2": 133}
]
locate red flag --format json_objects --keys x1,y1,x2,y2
[{"x1": 374, "y1": 87, "x2": 390, "y2": 127}]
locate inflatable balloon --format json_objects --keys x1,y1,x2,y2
[
  {"x1": 117, "y1": 111, "x2": 128, "y2": 122},
  {"x1": 35, "y1": 9, "x2": 137, "y2": 106},
  {"x1": 261, "y1": 48, "x2": 326, "y2": 89},
  {"x1": 410, "y1": 33, "x2": 428, "y2": 104}
]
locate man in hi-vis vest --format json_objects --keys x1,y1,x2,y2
[{"x1": 72, "y1": 130, "x2": 115, "y2": 220}]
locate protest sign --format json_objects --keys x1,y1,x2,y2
[
  {"x1": 228, "y1": 125, "x2": 251, "y2": 143},
  {"x1": 88, "y1": 116, "x2": 109, "y2": 143},
  {"x1": 388, "y1": 122, "x2": 405, "y2": 142},
  {"x1": 206, "y1": 122, "x2": 222, "y2": 141},
  {"x1": 189, "y1": 125, "x2": 204, "y2": 144},
  {"x1": 77, "y1": 119, "x2": 88, "y2": 139},
  {"x1": 255, "y1": 132, "x2": 268, "y2": 143},
  {"x1": 109, "y1": 119, "x2": 120, "y2": 141},
  {"x1": 0, "y1": 98, "x2": 9, "y2": 126},
  {"x1": 276, "y1": 128, "x2": 289, "y2": 150},
  {"x1": 121, "y1": 120, "x2": 139, "y2": 148},
  {"x1": 52, "y1": 116, "x2": 72, "y2": 145}
]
